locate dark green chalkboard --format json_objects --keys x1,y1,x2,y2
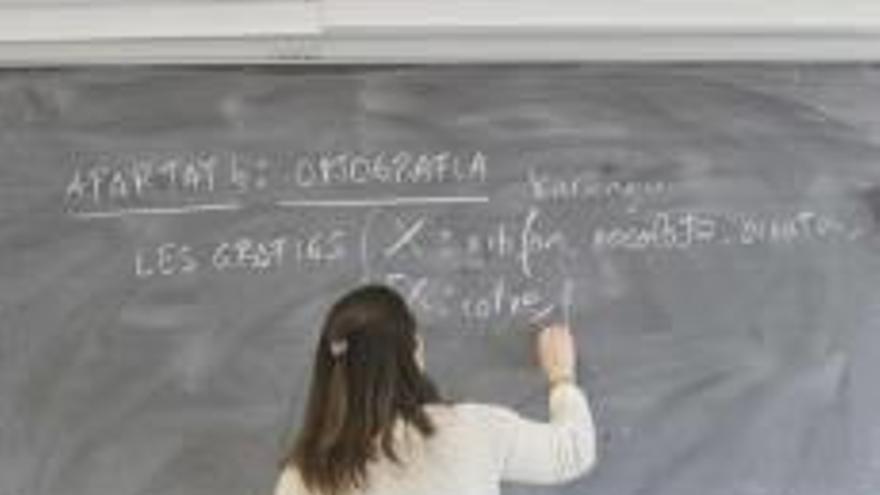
[{"x1": 1, "y1": 65, "x2": 878, "y2": 495}]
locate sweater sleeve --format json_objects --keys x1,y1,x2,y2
[{"x1": 493, "y1": 382, "x2": 597, "y2": 484}]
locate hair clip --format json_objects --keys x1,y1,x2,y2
[{"x1": 329, "y1": 339, "x2": 348, "y2": 358}]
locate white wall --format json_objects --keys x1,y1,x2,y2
[{"x1": 1, "y1": 0, "x2": 879, "y2": 64}]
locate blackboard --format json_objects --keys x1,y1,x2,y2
[{"x1": 1, "y1": 65, "x2": 879, "y2": 495}]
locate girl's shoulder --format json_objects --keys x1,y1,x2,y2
[
  {"x1": 274, "y1": 464, "x2": 306, "y2": 495},
  {"x1": 424, "y1": 401, "x2": 521, "y2": 433}
]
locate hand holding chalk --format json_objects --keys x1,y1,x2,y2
[{"x1": 537, "y1": 324, "x2": 577, "y2": 387}]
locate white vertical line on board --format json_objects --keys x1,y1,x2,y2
[
  {"x1": 562, "y1": 278, "x2": 574, "y2": 329},
  {"x1": 360, "y1": 209, "x2": 380, "y2": 283}
]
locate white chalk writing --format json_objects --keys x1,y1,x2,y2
[
  {"x1": 592, "y1": 210, "x2": 853, "y2": 251},
  {"x1": 65, "y1": 149, "x2": 488, "y2": 214},
  {"x1": 528, "y1": 167, "x2": 669, "y2": 203},
  {"x1": 134, "y1": 230, "x2": 346, "y2": 279}
]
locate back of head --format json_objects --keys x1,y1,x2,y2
[{"x1": 285, "y1": 285, "x2": 442, "y2": 495}]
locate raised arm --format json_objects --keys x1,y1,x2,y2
[{"x1": 497, "y1": 324, "x2": 597, "y2": 484}]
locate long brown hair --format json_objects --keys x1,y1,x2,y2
[{"x1": 283, "y1": 285, "x2": 443, "y2": 494}]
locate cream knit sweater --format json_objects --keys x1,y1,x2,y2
[{"x1": 275, "y1": 383, "x2": 596, "y2": 495}]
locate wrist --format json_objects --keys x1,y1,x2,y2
[{"x1": 548, "y1": 372, "x2": 576, "y2": 387}]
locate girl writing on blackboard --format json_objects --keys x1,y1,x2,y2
[{"x1": 275, "y1": 285, "x2": 596, "y2": 495}]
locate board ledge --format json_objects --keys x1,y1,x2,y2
[{"x1": 2, "y1": 0, "x2": 880, "y2": 64}]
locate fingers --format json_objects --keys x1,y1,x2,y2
[
  {"x1": 541, "y1": 324, "x2": 573, "y2": 346},
  {"x1": 536, "y1": 323, "x2": 577, "y2": 384},
  {"x1": 545, "y1": 323, "x2": 571, "y2": 335},
  {"x1": 536, "y1": 324, "x2": 572, "y2": 354}
]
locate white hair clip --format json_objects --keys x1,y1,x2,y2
[{"x1": 329, "y1": 339, "x2": 348, "y2": 358}]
